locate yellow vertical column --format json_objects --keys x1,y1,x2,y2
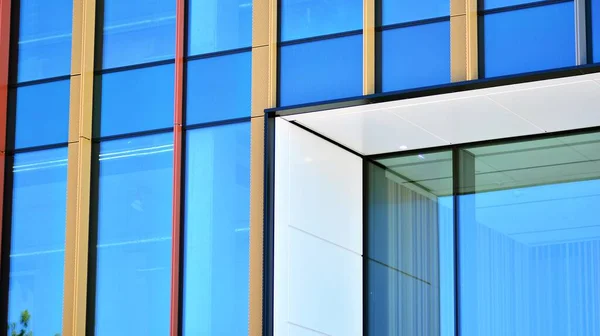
[
  {"x1": 450, "y1": 0, "x2": 478, "y2": 81},
  {"x1": 363, "y1": 0, "x2": 375, "y2": 95},
  {"x1": 63, "y1": 0, "x2": 96, "y2": 335},
  {"x1": 250, "y1": 0, "x2": 277, "y2": 334}
]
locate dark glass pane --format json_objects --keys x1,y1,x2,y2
[
  {"x1": 279, "y1": 35, "x2": 362, "y2": 106},
  {"x1": 97, "y1": 64, "x2": 174, "y2": 137},
  {"x1": 8, "y1": 148, "x2": 68, "y2": 336},
  {"x1": 182, "y1": 122, "x2": 250, "y2": 335},
  {"x1": 381, "y1": 0, "x2": 449, "y2": 26},
  {"x1": 593, "y1": 0, "x2": 600, "y2": 63},
  {"x1": 17, "y1": 0, "x2": 72, "y2": 82},
  {"x1": 14, "y1": 80, "x2": 70, "y2": 149},
  {"x1": 280, "y1": 0, "x2": 362, "y2": 41},
  {"x1": 483, "y1": 2, "x2": 575, "y2": 78},
  {"x1": 458, "y1": 133, "x2": 600, "y2": 335},
  {"x1": 186, "y1": 52, "x2": 251, "y2": 125},
  {"x1": 381, "y1": 22, "x2": 450, "y2": 92},
  {"x1": 368, "y1": 153, "x2": 455, "y2": 335},
  {"x1": 483, "y1": 0, "x2": 556, "y2": 10},
  {"x1": 101, "y1": 0, "x2": 175, "y2": 69},
  {"x1": 95, "y1": 133, "x2": 173, "y2": 336},
  {"x1": 188, "y1": 0, "x2": 252, "y2": 56}
]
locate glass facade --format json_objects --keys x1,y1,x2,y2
[
  {"x1": 279, "y1": 0, "x2": 362, "y2": 105},
  {"x1": 480, "y1": 1, "x2": 575, "y2": 78},
  {"x1": 1, "y1": 0, "x2": 600, "y2": 335},
  {"x1": 369, "y1": 131, "x2": 600, "y2": 336}
]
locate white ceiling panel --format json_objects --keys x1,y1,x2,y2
[
  {"x1": 488, "y1": 80, "x2": 600, "y2": 132},
  {"x1": 395, "y1": 96, "x2": 543, "y2": 145}
]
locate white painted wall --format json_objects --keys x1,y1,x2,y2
[{"x1": 274, "y1": 118, "x2": 363, "y2": 336}]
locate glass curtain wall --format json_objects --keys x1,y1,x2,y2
[
  {"x1": 368, "y1": 130, "x2": 600, "y2": 336},
  {"x1": 5, "y1": 0, "x2": 72, "y2": 334}
]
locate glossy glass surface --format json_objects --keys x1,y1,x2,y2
[
  {"x1": 459, "y1": 133, "x2": 600, "y2": 335},
  {"x1": 101, "y1": 0, "x2": 176, "y2": 69},
  {"x1": 14, "y1": 80, "x2": 70, "y2": 149},
  {"x1": 368, "y1": 153, "x2": 455, "y2": 336},
  {"x1": 381, "y1": 0, "x2": 449, "y2": 25},
  {"x1": 280, "y1": 0, "x2": 362, "y2": 41},
  {"x1": 182, "y1": 122, "x2": 250, "y2": 335},
  {"x1": 97, "y1": 64, "x2": 174, "y2": 137},
  {"x1": 279, "y1": 35, "x2": 362, "y2": 106},
  {"x1": 482, "y1": 2, "x2": 575, "y2": 78},
  {"x1": 592, "y1": 0, "x2": 600, "y2": 63},
  {"x1": 94, "y1": 133, "x2": 173, "y2": 336},
  {"x1": 381, "y1": 22, "x2": 450, "y2": 92},
  {"x1": 17, "y1": 0, "x2": 72, "y2": 82},
  {"x1": 483, "y1": 0, "x2": 557, "y2": 10},
  {"x1": 188, "y1": 0, "x2": 252, "y2": 56},
  {"x1": 186, "y1": 52, "x2": 251, "y2": 125},
  {"x1": 7, "y1": 148, "x2": 68, "y2": 336}
]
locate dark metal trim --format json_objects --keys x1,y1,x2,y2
[
  {"x1": 377, "y1": 16, "x2": 450, "y2": 32},
  {"x1": 263, "y1": 114, "x2": 276, "y2": 336},
  {"x1": 279, "y1": 29, "x2": 363, "y2": 47},
  {"x1": 186, "y1": 46, "x2": 252, "y2": 62},
  {"x1": 288, "y1": 121, "x2": 364, "y2": 159}
]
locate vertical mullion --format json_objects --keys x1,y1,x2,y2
[
  {"x1": 63, "y1": 0, "x2": 96, "y2": 334},
  {"x1": 363, "y1": 0, "x2": 375, "y2": 95},
  {"x1": 170, "y1": 0, "x2": 185, "y2": 334},
  {"x1": 0, "y1": 0, "x2": 10, "y2": 256},
  {"x1": 575, "y1": 0, "x2": 588, "y2": 65},
  {"x1": 251, "y1": 0, "x2": 278, "y2": 335},
  {"x1": 451, "y1": 0, "x2": 478, "y2": 81}
]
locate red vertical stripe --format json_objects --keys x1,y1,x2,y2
[
  {"x1": 170, "y1": 0, "x2": 185, "y2": 333},
  {"x1": 0, "y1": 0, "x2": 12, "y2": 268}
]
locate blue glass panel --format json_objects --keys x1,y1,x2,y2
[
  {"x1": 102, "y1": 0, "x2": 176, "y2": 69},
  {"x1": 483, "y1": 2, "x2": 575, "y2": 78},
  {"x1": 188, "y1": 0, "x2": 252, "y2": 56},
  {"x1": 279, "y1": 35, "x2": 362, "y2": 106},
  {"x1": 381, "y1": 0, "x2": 449, "y2": 25},
  {"x1": 8, "y1": 148, "x2": 67, "y2": 336},
  {"x1": 483, "y1": 0, "x2": 556, "y2": 10},
  {"x1": 280, "y1": 0, "x2": 362, "y2": 41},
  {"x1": 381, "y1": 22, "x2": 450, "y2": 92},
  {"x1": 186, "y1": 52, "x2": 251, "y2": 125},
  {"x1": 95, "y1": 133, "x2": 173, "y2": 336},
  {"x1": 459, "y1": 179, "x2": 600, "y2": 335},
  {"x1": 14, "y1": 80, "x2": 70, "y2": 149},
  {"x1": 182, "y1": 122, "x2": 250, "y2": 335},
  {"x1": 593, "y1": 0, "x2": 600, "y2": 63},
  {"x1": 17, "y1": 0, "x2": 72, "y2": 82},
  {"x1": 98, "y1": 64, "x2": 174, "y2": 137}
]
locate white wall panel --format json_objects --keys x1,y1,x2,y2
[{"x1": 274, "y1": 118, "x2": 363, "y2": 336}]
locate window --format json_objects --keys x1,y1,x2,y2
[
  {"x1": 94, "y1": 133, "x2": 173, "y2": 336},
  {"x1": 280, "y1": 0, "x2": 362, "y2": 41},
  {"x1": 367, "y1": 152, "x2": 455, "y2": 335},
  {"x1": 279, "y1": 35, "x2": 363, "y2": 106},
  {"x1": 380, "y1": 21, "x2": 450, "y2": 92},
  {"x1": 186, "y1": 52, "x2": 251, "y2": 125},
  {"x1": 592, "y1": 0, "x2": 600, "y2": 63},
  {"x1": 458, "y1": 133, "x2": 600, "y2": 335},
  {"x1": 13, "y1": 80, "x2": 70, "y2": 149},
  {"x1": 96, "y1": 64, "x2": 174, "y2": 137},
  {"x1": 377, "y1": 1, "x2": 450, "y2": 92},
  {"x1": 101, "y1": 0, "x2": 175, "y2": 69},
  {"x1": 381, "y1": 0, "x2": 449, "y2": 25},
  {"x1": 17, "y1": 0, "x2": 72, "y2": 82},
  {"x1": 187, "y1": 0, "x2": 252, "y2": 56},
  {"x1": 7, "y1": 148, "x2": 68, "y2": 336},
  {"x1": 182, "y1": 122, "x2": 250, "y2": 335},
  {"x1": 481, "y1": 1, "x2": 575, "y2": 77},
  {"x1": 483, "y1": 0, "x2": 550, "y2": 10}
]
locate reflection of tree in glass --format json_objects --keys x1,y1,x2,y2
[{"x1": 7, "y1": 310, "x2": 60, "y2": 336}]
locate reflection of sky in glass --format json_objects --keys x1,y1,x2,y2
[
  {"x1": 459, "y1": 179, "x2": 600, "y2": 335},
  {"x1": 182, "y1": 122, "x2": 250, "y2": 335},
  {"x1": 8, "y1": 147, "x2": 68, "y2": 336},
  {"x1": 95, "y1": 133, "x2": 173, "y2": 336}
]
